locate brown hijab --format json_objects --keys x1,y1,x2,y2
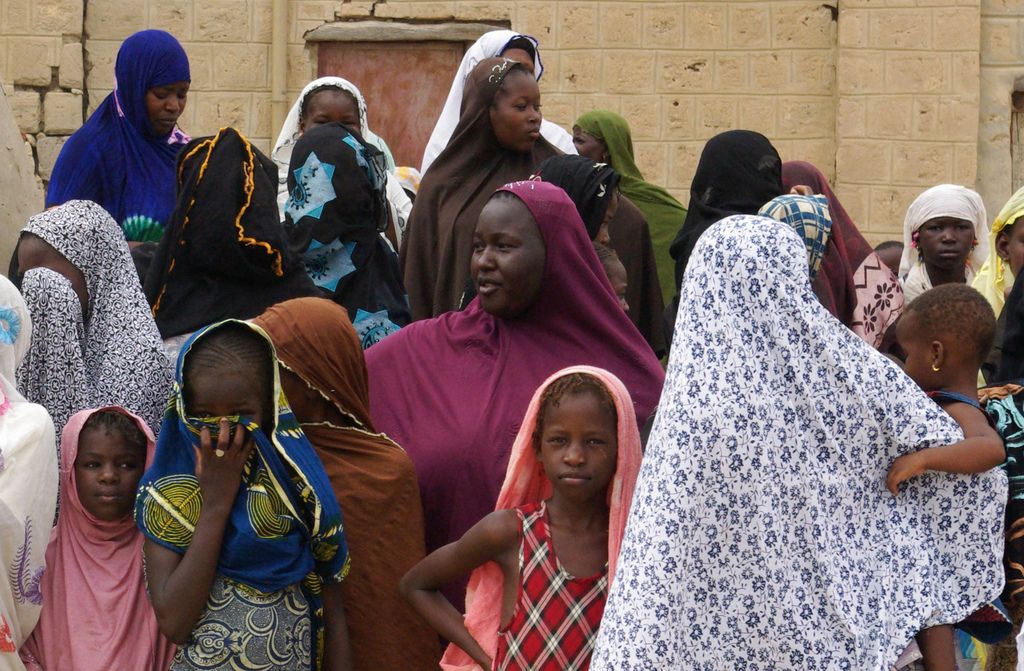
[
  {"x1": 251, "y1": 298, "x2": 439, "y2": 671},
  {"x1": 401, "y1": 57, "x2": 559, "y2": 319},
  {"x1": 608, "y1": 196, "x2": 667, "y2": 357}
]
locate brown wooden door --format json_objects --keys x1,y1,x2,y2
[{"x1": 318, "y1": 41, "x2": 463, "y2": 168}]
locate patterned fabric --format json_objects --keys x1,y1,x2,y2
[
  {"x1": 781, "y1": 161, "x2": 905, "y2": 352},
  {"x1": 283, "y1": 122, "x2": 409, "y2": 348},
  {"x1": 980, "y1": 383, "x2": 1024, "y2": 606},
  {"x1": 0, "y1": 276, "x2": 57, "y2": 668},
  {"x1": 590, "y1": 215, "x2": 1007, "y2": 671},
  {"x1": 759, "y1": 194, "x2": 833, "y2": 282},
  {"x1": 45, "y1": 30, "x2": 190, "y2": 241},
  {"x1": 135, "y1": 320, "x2": 349, "y2": 671},
  {"x1": 494, "y1": 501, "x2": 607, "y2": 671},
  {"x1": 16, "y1": 200, "x2": 173, "y2": 437},
  {"x1": 169, "y1": 576, "x2": 312, "y2": 671}
]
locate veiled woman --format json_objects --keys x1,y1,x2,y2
[{"x1": 401, "y1": 58, "x2": 559, "y2": 320}]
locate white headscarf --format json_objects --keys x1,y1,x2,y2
[
  {"x1": 899, "y1": 184, "x2": 989, "y2": 304},
  {"x1": 0, "y1": 274, "x2": 57, "y2": 667},
  {"x1": 272, "y1": 77, "x2": 413, "y2": 245},
  {"x1": 419, "y1": 30, "x2": 576, "y2": 174},
  {"x1": 16, "y1": 201, "x2": 173, "y2": 438},
  {"x1": 591, "y1": 215, "x2": 1006, "y2": 670}
]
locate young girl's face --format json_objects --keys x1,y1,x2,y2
[
  {"x1": 186, "y1": 367, "x2": 269, "y2": 431},
  {"x1": 75, "y1": 426, "x2": 146, "y2": 521},
  {"x1": 915, "y1": 216, "x2": 974, "y2": 272},
  {"x1": 537, "y1": 390, "x2": 618, "y2": 500}
]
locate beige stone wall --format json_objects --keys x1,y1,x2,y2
[
  {"x1": 978, "y1": 0, "x2": 1024, "y2": 222},
  {"x1": 0, "y1": 0, "x2": 1015, "y2": 244},
  {"x1": 835, "y1": 0, "x2": 982, "y2": 243}
]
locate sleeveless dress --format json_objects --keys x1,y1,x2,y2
[{"x1": 493, "y1": 501, "x2": 608, "y2": 671}]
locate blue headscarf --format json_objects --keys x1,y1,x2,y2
[
  {"x1": 135, "y1": 320, "x2": 349, "y2": 667},
  {"x1": 46, "y1": 30, "x2": 191, "y2": 242}
]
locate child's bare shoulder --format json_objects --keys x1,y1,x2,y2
[
  {"x1": 463, "y1": 509, "x2": 520, "y2": 553},
  {"x1": 940, "y1": 400, "x2": 998, "y2": 438}
]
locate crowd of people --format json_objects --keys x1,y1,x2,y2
[{"x1": 0, "y1": 25, "x2": 1023, "y2": 671}]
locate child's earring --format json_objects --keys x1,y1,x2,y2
[
  {"x1": 972, "y1": 237, "x2": 979, "y2": 249},
  {"x1": 931, "y1": 361, "x2": 941, "y2": 372}
]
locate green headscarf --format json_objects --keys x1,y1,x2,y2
[{"x1": 575, "y1": 110, "x2": 686, "y2": 301}]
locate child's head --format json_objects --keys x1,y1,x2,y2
[
  {"x1": 593, "y1": 243, "x2": 629, "y2": 313},
  {"x1": 532, "y1": 372, "x2": 619, "y2": 498},
  {"x1": 75, "y1": 409, "x2": 148, "y2": 521},
  {"x1": 183, "y1": 322, "x2": 274, "y2": 432},
  {"x1": 896, "y1": 283, "x2": 996, "y2": 390},
  {"x1": 874, "y1": 240, "x2": 903, "y2": 277},
  {"x1": 299, "y1": 85, "x2": 361, "y2": 135}
]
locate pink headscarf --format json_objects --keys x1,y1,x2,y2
[
  {"x1": 439, "y1": 365, "x2": 643, "y2": 670},
  {"x1": 20, "y1": 406, "x2": 175, "y2": 671}
]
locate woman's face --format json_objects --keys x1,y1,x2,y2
[
  {"x1": 489, "y1": 71, "x2": 542, "y2": 154},
  {"x1": 17, "y1": 233, "x2": 88, "y2": 315},
  {"x1": 572, "y1": 126, "x2": 608, "y2": 163},
  {"x1": 915, "y1": 216, "x2": 975, "y2": 272},
  {"x1": 997, "y1": 220, "x2": 1024, "y2": 279},
  {"x1": 145, "y1": 81, "x2": 189, "y2": 136},
  {"x1": 300, "y1": 89, "x2": 361, "y2": 136},
  {"x1": 471, "y1": 195, "x2": 546, "y2": 319}
]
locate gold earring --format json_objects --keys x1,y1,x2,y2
[{"x1": 932, "y1": 362, "x2": 941, "y2": 372}]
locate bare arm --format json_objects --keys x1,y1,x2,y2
[
  {"x1": 887, "y1": 402, "x2": 1004, "y2": 495},
  {"x1": 399, "y1": 510, "x2": 520, "y2": 669},
  {"x1": 144, "y1": 421, "x2": 254, "y2": 643},
  {"x1": 321, "y1": 579, "x2": 353, "y2": 671}
]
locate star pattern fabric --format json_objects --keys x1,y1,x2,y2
[
  {"x1": 286, "y1": 151, "x2": 337, "y2": 222},
  {"x1": 303, "y1": 240, "x2": 357, "y2": 293}
]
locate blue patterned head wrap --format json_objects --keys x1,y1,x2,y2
[
  {"x1": 759, "y1": 194, "x2": 833, "y2": 281},
  {"x1": 135, "y1": 319, "x2": 349, "y2": 665}
]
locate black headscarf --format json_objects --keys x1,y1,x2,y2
[
  {"x1": 284, "y1": 122, "x2": 410, "y2": 348},
  {"x1": 669, "y1": 130, "x2": 784, "y2": 289},
  {"x1": 997, "y1": 273, "x2": 1024, "y2": 382},
  {"x1": 144, "y1": 127, "x2": 317, "y2": 338},
  {"x1": 535, "y1": 155, "x2": 621, "y2": 239}
]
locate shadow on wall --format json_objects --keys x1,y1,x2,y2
[{"x1": 0, "y1": 85, "x2": 44, "y2": 269}]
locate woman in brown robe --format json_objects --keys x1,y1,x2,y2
[
  {"x1": 401, "y1": 57, "x2": 559, "y2": 319},
  {"x1": 252, "y1": 297, "x2": 439, "y2": 670}
]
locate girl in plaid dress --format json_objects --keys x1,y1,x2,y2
[{"x1": 401, "y1": 367, "x2": 643, "y2": 671}]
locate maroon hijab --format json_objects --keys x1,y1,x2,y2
[
  {"x1": 367, "y1": 180, "x2": 664, "y2": 572},
  {"x1": 782, "y1": 161, "x2": 903, "y2": 350}
]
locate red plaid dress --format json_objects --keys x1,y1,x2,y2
[{"x1": 492, "y1": 501, "x2": 608, "y2": 671}]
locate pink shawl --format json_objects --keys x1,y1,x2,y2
[
  {"x1": 439, "y1": 365, "x2": 643, "y2": 670},
  {"x1": 20, "y1": 407, "x2": 175, "y2": 671}
]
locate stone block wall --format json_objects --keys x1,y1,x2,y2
[
  {"x1": 0, "y1": 0, "x2": 1013, "y2": 243},
  {"x1": 835, "y1": 0, "x2": 982, "y2": 242},
  {"x1": 0, "y1": 0, "x2": 85, "y2": 190},
  {"x1": 978, "y1": 0, "x2": 1024, "y2": 221}
]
